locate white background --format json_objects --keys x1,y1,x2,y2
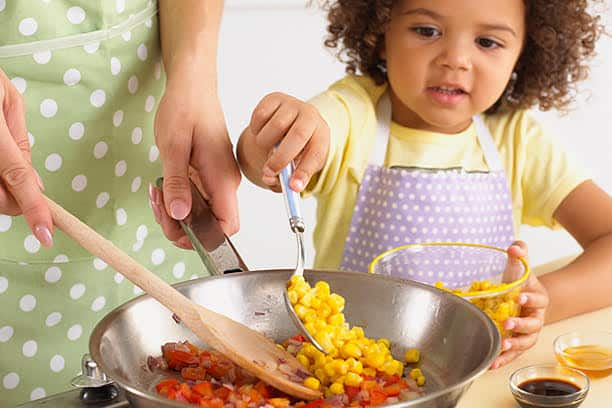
[{"x1": 217, "y1": 2, "x2": 612, "y2": 270}]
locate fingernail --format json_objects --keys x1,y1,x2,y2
[
  {"x1": 519, "y1": 293, "x2": 528, "y2": 305},
  {"x1": 170, "y1": 200, "x2": 189, "y2": 220},
  {"x1": 148, "y1": 183, "x2": 155, "y2": 202},
  {"x1": 150, "y1": 199, "x2": 161, "y2": 223},
  {"x1": 505, "y1": 319, "x2": 516, "y2": 330},
  {"x1": 262, "y1": 166, "x2": 275, "y2": 177},
  {"x1": 292, "y1": 178, "x2": 304, "y2": 191},
  {"x1": 34, "y1": 224, "x2": 53, "y2": 248},
  {"x1": 503, "y1": 340, "x2": 512, "y2": 351}
]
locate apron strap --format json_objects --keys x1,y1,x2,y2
[{"x1": 371, "y1": 90, "x2": 505, "y2": 172}]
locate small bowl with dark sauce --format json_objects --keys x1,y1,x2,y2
[{"x1": 509, "y1": 364, "x2": 589, "y2": 408}]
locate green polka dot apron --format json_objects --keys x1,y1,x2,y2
[{"x1": 0, "y1": 1, "x2": 207, "y2": 405}]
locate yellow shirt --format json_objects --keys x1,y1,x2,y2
[{"x1": 305, "y1": 75, "x2": 589, "y2": 270}]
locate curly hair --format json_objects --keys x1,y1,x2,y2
[{"x1": 321, "y1": 0, "x2": 606, "y2": 113}]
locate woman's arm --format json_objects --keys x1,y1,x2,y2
[
  {"x1": 540, "y1": 180, "x2": 612, "y2": 323},
  {"x1": 154, "y1": 1, "x2": 242, "y2": 243}
]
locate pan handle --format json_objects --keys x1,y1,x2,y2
[{"x1": 156, "y1": 177, "x2": 249, "y2": 274}]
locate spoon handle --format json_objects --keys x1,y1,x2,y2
[
  {"x1": 279, "y1": 162, "x2": 305, "y2": 233},
  {"x1": 45, "y1": 196, "x2": 198, "y2": 322}
]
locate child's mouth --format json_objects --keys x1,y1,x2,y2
[
  {"x1": 426, "y1": 86, "x2": 468, "y2": 106},
  {"x1": 429, "y1": 86, "x2": 466, "y2": 95}
]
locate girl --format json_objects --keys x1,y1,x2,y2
[{"x1": 237, "y1": 0, "x2": 610, "y2": 368}]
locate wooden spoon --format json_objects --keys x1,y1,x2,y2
[{"x1": 45, "y1": 196, "x2": 321, "y2": 400}]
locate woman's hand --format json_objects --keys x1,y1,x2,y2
[
  {"x1": 151, "y1": 77, "x2": 241, "y2": 249},
  {"x1": 0, "y1": 68, "x2": 53, "y2": 247},
  {"x1": 237, "y1": 92, "x2": 330, "y2": 193},
  {"x1": 492, "y1": 241, "x2": 549, "y2": 368}
]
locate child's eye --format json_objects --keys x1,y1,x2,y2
[
  {"x1": 477, "y1": 37, "x2": 502, "y2": 49},
  {"x1": 412, "y1": 26, "x2": 441, "y2": 38}
]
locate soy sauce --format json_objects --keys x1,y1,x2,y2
[{"x1": 518, "y1": 377, "x2": 580, "y2": 396}]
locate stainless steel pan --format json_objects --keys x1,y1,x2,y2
[{"x1": 89, "y1": 183, "x2": 500, "y2": 408}]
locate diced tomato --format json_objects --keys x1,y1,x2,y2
[
  {"x1": 207, "y1": 362, "x2": 230, "y2": 379},
  {"x1": 382, "y1": 374, "x2": 400, "y2": 385},
  {"x1": 254, "y1": 380, "x2": 272, "y2": 399},
  {"x1": 167, "y1": 388, "x2": 177, "y2": 400},
  {"x1": 369, "y1": 389, "x2": 387, "y2": 406},
  {"x1": 181, "y1": 366, "x2": 208, "y2": 381},
  {"x1": 301, "y1": 399, "x2": 324, "y2": 408},
  {"x1": 192, "y1": 381, "x2": 214, "y2": 397},
  {"x1": 292, "y1": 334, "x2": 306, "y2": 343},
  {"x1": 268, "y1": 398, "x2": 291, "y2": 408},
  {"x1": 345, "y1": 385, "x2": 360, "y2": 401},
  {"x1": 209, "y1": 397, "x2": 225, "y2": 408},
  {"x1": 360, "y1": 380, "x2": 378, "y2": 390},
  {"x1": 155, "y1": 378, "x2": 179, "y2": 393},
  {"x1": 213, "y1": 386, "x2": 230, "y2": 399},
  {"x1": 383, "y1": 383, "x2": 401, "y2": 397},
  {"x1": 165, "y1": 349, "x2": 199, "y2": 369}
]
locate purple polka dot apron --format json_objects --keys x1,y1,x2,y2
[
  {"x1": 339, "y1": 92, "x2": 516, "y2": 278},
  {"x1": 0, "y1": 1, "x2": 205, "y2": 405}
]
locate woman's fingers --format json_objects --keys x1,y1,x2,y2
[
  {"x1": 0, "y1": 110, "x2": 52, "y2": 247},
  {"x1": 149, "y1": 184, "x2": 189, "y2": 245}
]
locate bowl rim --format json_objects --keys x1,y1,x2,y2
[
  {"x1": 508, "y1": 363, "x2": 590, "y2": 403},
  {"x1": 553, "y1": 330, "x2": 612, "y2": 368},
  {"x1": 369, "y1": 242, "x2": 530, "y2": 298}
]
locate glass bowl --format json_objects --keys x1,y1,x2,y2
[
  {"x1": 554, "y1": 331, "x2": 612, "y2": 377},
  {"x1": 509, "y1": 364, "x2": 589, "y2": 408},
  {"x1": 369, "y1": 242, "x2": 530, "y2": 339}
]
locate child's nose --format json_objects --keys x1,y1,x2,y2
[{"x1": 436, "y1": 39, "x2": 473, "y2": 71}]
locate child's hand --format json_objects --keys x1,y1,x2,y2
[
  {"x1": 492, "y1": 241, "x2": 549, "y2": 369},
  {"x1": 248, "y1": 92, "x2": 330, "y2": 192}
]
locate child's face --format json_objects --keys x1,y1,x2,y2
[{"x1": 383, "y1": 0, "x2": 525, "y2": 133}]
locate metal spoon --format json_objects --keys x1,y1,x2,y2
[{"x1": 279, "y1": 163, "x2": 326, "y2": 353}]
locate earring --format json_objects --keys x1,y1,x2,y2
[
  {"x1": 511, "y1": 71, "x2": 518, "y2": 81},
  {"x1": 377, "y1": 60, "x2": 387, "y2": 74}
]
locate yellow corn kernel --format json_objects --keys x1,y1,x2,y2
[
  {"x1": 377, "y1": 338, "x2": 390, "y2": 349},
  {"x1": 315, "y1": 281, "x2": 331, "y2": 297},
  {"x1": 304, "y1": 309, "x2": 317, "y2": 323},
  {"x1": 346, "y1": 358, "x2": 363, "y2": 374},
  {"x1": 410, "y1": 368, "x2": 423, "y2": 380},
  {"x1": 329, "y1": 382, "x2": 344, "y2": 395},
  {"x1": 304, "y1": 322, "x2": 316, "y2": 335},
  {"x1": 288, "y1": 290, "x2": 299, "y2": 305},
  {"x1": 365, "y1": 352, "x2": 385, "y2": 369},
  {"x1": 328, "y1": 294, "x2": 345, "y2": 313},
  {"x1": 328, "y1": 313, "x2": 345, "y2": 326},
  {"x1": 344, "y1": 372, "x2": 363, "y2": 387},
  {"x1": 404, "y1": 348, "x2": 420, "y2": 363},
  {"x1": 363, "y1": 368, "x2": 377, "y2": 377},
  {"x1": 314, "y1": 368, "x2": 327, "y2": 383},
  {"x1": 297, "y1": 354, "x2": 310, "y2": 368},
  {"x1": 304, "y1": 376, "x2": 320, "y2": 390},
  {"x1": 289, "y1": 275, "x2": 305, "y2": 286},
  {"x1": 495, "y1": 302, "x2": 511, "y2": 322},
  {"x1": 351, "y1": 326, "x2": 365, "y2": 339},
  {"x1": 317, "y1": 303, "x2": 332, "y2": 319},
  {"x1": 294, "y1": 304, "x2": 308, "y2": 319},
  {"x1": 342, "y1": 342, "x2": 362, "y2": 359},
  {"x1": 324, "y1": 363, "x2": 336, "y2": 377},
  {"x1": 382, "y1": 361, "x2": 397, "y2": 376},
  {"x1": 416, "y1": 375, "x2": 426, "y2": 386},
  {"x1": 310, "y1": 296, "x2": 322, "y2": 309},
  {"x1": 333, "y1": 360, "x2": 349, "y2": 375}
]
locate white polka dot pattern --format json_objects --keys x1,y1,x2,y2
[{"x1": 340, "y1": 167, "x2": 515, "y2": 283}]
